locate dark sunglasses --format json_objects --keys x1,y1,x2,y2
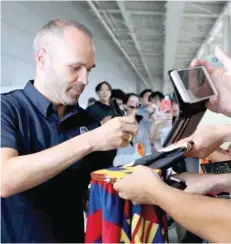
[{"x1": 128, "y1": 103, "x2": 141, "y2": 109}]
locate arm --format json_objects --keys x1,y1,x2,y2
[
  {"x1": 149, "y1": 184, "x2": 231, "y2": 243},
  {"x1": 214, "y1": 173, "x2": 231, "y2": 193},
  {"x1": 1, "y1": 114, "x2": 138, "y2": 198},
  {"x1": 1, "y1": 133, "x2": 96, "y2": 197},
  {"x1": 114, "y1": 166, "x2": 231, "y2": 243},
  {"x1": 175, "y1": 173, "x2": 231, "y2": 195},
  {"x1": 207, "y1": 150, "x2": 231, "y2": 162},
  {"x1": 176, "y1": 124, "x2": 231, "y2": 158},
  {"x1": 149, "y1": 121, "x2": 161, "y2": 141}
]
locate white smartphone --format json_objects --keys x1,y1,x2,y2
[{"x1": 170, "y1": 66, "x2": 217, "y2": 103}]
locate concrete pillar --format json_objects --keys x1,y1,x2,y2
[{"x1": 223, "y1": 11, "x2": 231, "y2": 54}]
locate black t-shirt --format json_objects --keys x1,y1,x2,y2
[
  {"x1": 1, "y1": 81, "x2": 115, "y2": 243},
  {"x1": 86, "y1": 101, "x2": 114, "y2": 122}
]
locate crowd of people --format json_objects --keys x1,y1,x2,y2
[
  {"x1": 1, "y1": 19, "x2": 231, "y2": 243},
  {"x1": 86, "y1": 82, "x2": 180, "y2": 166}
]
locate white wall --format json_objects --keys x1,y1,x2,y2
[{"x1": 1, "y1": 1, "x2": 140, "y2": 107}]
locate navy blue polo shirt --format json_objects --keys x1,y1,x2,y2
[{"x1": 1, "y1": 81, "x2": 115, "y2": 243}]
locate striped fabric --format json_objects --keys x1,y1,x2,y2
[{"x1": 86, "y1": 167, "x2": 168, "y2": 243}]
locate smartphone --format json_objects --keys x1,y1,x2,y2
[
  {"x1": 110, "y1": 98, "x2": 133, "y2": 146},
  {"x1": 109, "y1": 98, "x2": 124, "y2": 117},
  {"x1": 170, "y1": 66, "x2": 217, "y2": 103},
  {"x1": 166, "y1": 176, "x2": 187, "y2": 190},
  {"x1": 160, "y1": 99, "x2": 172, "y2": 112}
]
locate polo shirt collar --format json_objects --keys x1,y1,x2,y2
[{"x1": 23, "y1": 80, "x2": 81, "y2": 118}]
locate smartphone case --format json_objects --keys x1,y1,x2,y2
[{"x1": 162, "y1": 70, "x2": 208, "y2": 147}]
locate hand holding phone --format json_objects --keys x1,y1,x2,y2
[
  {"x1": 110, "y1": 98, "x2": 133, "y2": 146},
  {"x1": 170, "y1": 66, "x2": 217, "y2": 104},
  {"x1": 160, "y1": 99, "x2": 172, "y2": 112}
]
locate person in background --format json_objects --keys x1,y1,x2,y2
[
  {"x1": 87, "y1": 81, "x2": 113, "y2": 124},
  {"x1": 113, "y1": 46, "x2": 231, "y2": 243},
  {"x1": 149, "y1": 91, "x2": 173, "y2": 150},
  {"x1": 148, "y1": 91, "x2": 165, "y2": 112},
  {"x1": 171, "y1": 98, "x2": 180, "y2": 121},
  {"x1": 137, "y1": 89, "x2": 153, "y2": 119},
  {"x1": 113, "y1": 93, "x2": 151, "y2": 167},
  {"x1": 110, "y1": 89, "x2": 126, "y2": 115},
  {"x1": 87, "y1": 97, "x2": 97, "y2": 108}
]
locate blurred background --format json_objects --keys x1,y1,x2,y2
[{"x1": 1, "y1": 1, "x2": 231, "y2": 125}]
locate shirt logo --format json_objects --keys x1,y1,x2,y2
[{"x1": 80, "y1": 126, "x2": 89, "y2": 134}]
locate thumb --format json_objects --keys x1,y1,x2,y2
[
  {"x1": 206, "y1": 96, "x2": 219, "y2": 113},
  {"x1": 129, "y1": 110, "x2": 136, "y2": 118},
  {"x1": 215, "y1": 46, "x2": 231, "y2": 70}
]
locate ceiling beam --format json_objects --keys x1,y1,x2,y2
[
  {"x1": 163, "y1": 1, "x2": 185, "y2": 92},
  {"x1": 97, "y1": 9, "x2": 218, "y2": 18},
  {"x1": 116, "y1": 0, "x2": 154, "y2": 89},
  {"x1": 98, "y1": 9, "x2": 165, "y2": 16},
  {"x1": 128, "y1": 52, "x2": 163, "y2": 56},
  {"x1": 195, "y1": 2, "x2": 231, "y2": 59},
  {"x1": 112, "y1": 28, "x2": 164, "y2": 37},
  {"x1": 184, "y1": 12, "x2": 219, "y2": 18},
  {"x1": 189, "y1": 2, "x2": 219, "y2": 16},
  {"x1": 87, "y1": 0, "x2": 149, "y2": 88}
]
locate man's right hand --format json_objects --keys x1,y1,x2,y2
[
  {"x1": 92, "y1": 116, "x2": 138, "y2": 151},
  {"x1": 191, "y1": 46, "x2": 231, "y2": 116}
]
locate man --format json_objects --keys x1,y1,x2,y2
[
  {"x1": 140, "y1": 89, "x2": 153, "y2": 106},
  {"x1": 1, "y1": 20, "x2": 138, "y2": 243},
  {"x1": 113, "y1": 93, "x2": 151, "y2": 166},
  {"x1": 114, "y1": 46, "x2": 231, "y2": 242},
  {"x1": 148, "y1": 91, "x2": 165, "y2": 109},
  {"x1": 137, "y1": 89, "x2": 153, "y2": 119}
]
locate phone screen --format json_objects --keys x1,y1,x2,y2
[{"x1": 177, "y1": 67, "x2": 215, "y2": 101}]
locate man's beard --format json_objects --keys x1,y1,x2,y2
[{"x1": 44, "y1": 69, "x2": 80, "y2": 105}]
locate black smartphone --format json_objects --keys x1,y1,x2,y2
[
  {"x1": 110, "y1": 98, "x2": 124, "y2": 117},
  {"x1": 109, "y1": 98, "x2": 133, "y2": 147},
  {"x1": 165, "y1": 176, "x2": 187, "y2": 190}
]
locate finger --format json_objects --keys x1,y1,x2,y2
[
  {"x1": 120, "y1": 140, "x2": 130, "y2": 148},
  {"x1": 190, "y1": 59, "x2": 207, "y2": 67},
  {"x1": 121, "y1": 123, "x2": 138, "y2": 137},
  {"x1": 122, "y1": 132, "x2": 132, "y2": 142},
  {"x1": 190, "y1": 59, "x2": 215, "y2": 73},
  {"x1": 206, "y1": 96, "x2": 219, "y2": 113},
  {"x1": 120, "y1": 116, "x2": 136, "y2": 124},
  {"x1": 173, "y1": 135, "x2": 193, "y2": 147},
  {"x1": 128, "y1": 109, "x2": 136, "y2": 118},
  {"x1": 118, "y1": 192, "x2": 127, "y2": 199},
  {"x1": 215, "y1": 46, "x2": 231, "y2": 70},
  {"x1": 113, "y1": 181, "x2": 120, "y2": 191},
  {"x1": 163, "y1": 108, "x2": 171, "y2": 113},
  {"x1": 172, "y1": 173, "x2": 187, "y2": 181},
  {"x1": 184, "y1": 187, "x2": 191, "y2": 193}
]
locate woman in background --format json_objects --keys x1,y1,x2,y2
[{"x1": 87, "y1": 81, "x2": 114, "y2": 124}]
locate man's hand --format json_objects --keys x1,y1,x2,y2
[
  {"x1": 191, "y1": 46, "x2": 231, "y2": 116},
  {"x1": 113, "y1": 165, "x2": 164, "y2": 205},
  {"x1": 92, "y1": 116, "x2": 138, "y2": 151},
  {"x1": 175, "y1": 124, "x2": 230, "y2": 158},
  {"x1": 174, "y1": 173, "x2": 220, "y2": 195},
  {"x1": 156, "y1": 109, "x2": 173, "y2": 124}
]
